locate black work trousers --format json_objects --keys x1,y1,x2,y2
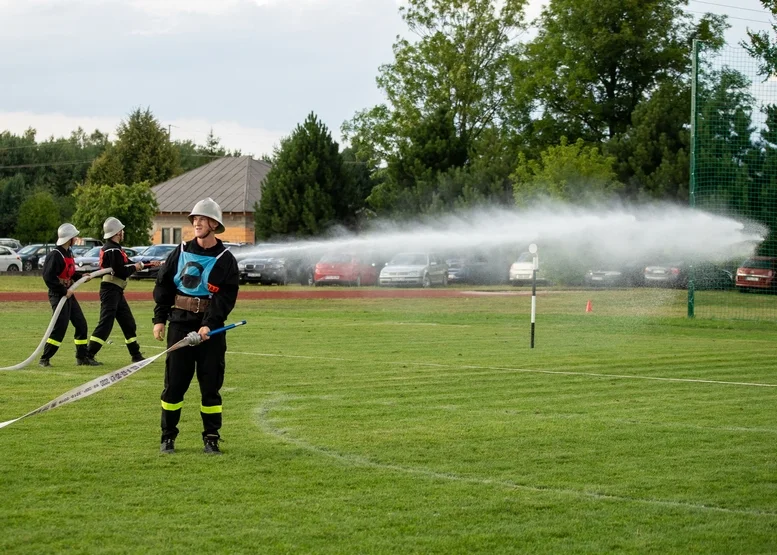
[
  {"x1": 87, "y1": 283, "x2": 141, "y2": 359},
  {"x1": 160, "y1": 322, "x2": 226, "y2": 440},
  {"x1": 42, "y1": 293, "x2": 88, "y2": 360}
]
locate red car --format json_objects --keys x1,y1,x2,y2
[
  {"x1": 736, "y1": 256, "x2": 777, "y2": 292},
  {"x1": 314, "y1": 253, "x2": 379, "y2": 286}
]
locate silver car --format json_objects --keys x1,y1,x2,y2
[{"x1": 379, "y1": 252, "x2": 448, "y2": 287}]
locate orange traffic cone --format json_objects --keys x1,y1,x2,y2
[{"x1": 585, "y1": 300, "x2": 593, "y2": 313}]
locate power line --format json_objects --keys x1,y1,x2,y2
[
  {"x1": 0, "y1": 160, "x2": 94, "y2": 170},
  {"x1": 689, "y1": 0, "x2": 774, "y2": 15},
  {"x1": 686, "y1": 9, "x2": 773, "y2": 24}
]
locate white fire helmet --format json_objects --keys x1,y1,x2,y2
[
  {"x1": 56, "y1": 223, "x2": 80, "y2": 246},
  {"x1": 188, "y1": 198, "x2": 225, "y2": 234},
  {"x1": 103, "y1": 217, "x2": 125, "y2": 239}
]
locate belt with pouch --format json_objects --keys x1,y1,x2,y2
[
  {"x1": 102, "y1": 274, "x2": 128, "y2": 289},
  {"x1": 174, "y1": 295, "x2": 210, "y2": 314}
]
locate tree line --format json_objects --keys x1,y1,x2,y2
[{"x1": 0, "y1": 108, "x2": 239, "y2": 245}]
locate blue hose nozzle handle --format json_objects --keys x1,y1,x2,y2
[{"x1": 207, "y1": 320, "x2": 247, "y2": 337}]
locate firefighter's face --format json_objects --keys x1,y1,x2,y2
[{"x1": 192, "y1": 216, "x2": 217, "y2": 238}]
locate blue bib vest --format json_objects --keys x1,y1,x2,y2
[{"x1": 173, "y1": 242, "x2": 227, "y2": 298}]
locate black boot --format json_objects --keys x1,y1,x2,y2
[
  {"x1": 203, "y1": 435, "x2": 222, "y2": 455},
  {"x1": 39, "y1": 342, "x2": 59, "y2": 367},
  {"x1": 77, "y1": 357, "x2": 103, "y2": 366},
  {"x1": 128, "y1": 342, "x2": 144, "y2": 363},
  {"x1": 160, "y1": 437, "x2": 175, "y2": 454}
]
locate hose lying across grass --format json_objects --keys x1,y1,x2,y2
[
  {"x1": 0, "y1": 321, "x2": 246, "y2": 429},
  {"x1": 0, "y1": 268, "x2": 113, "y2": 371}
]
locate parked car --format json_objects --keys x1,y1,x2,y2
[
  {"x1": 508, "y1": 252, "x2": 548, "y2": 285},
  {"x1": 584, "y1": 262, "x2": 645, "y2": 287},
  {"x1": 238, "y1": 256, "x2": 289, "y2": 285},
  {"x1": 735, "y1": 256, "x2": 777, "y2": 293},
  {"x1": 129, "y1": 246, "x2": 150, "y2": 255},
  {"x1": 379, "y1": 252, "x2": 447, "y2": 287},
  {"x1": 0, "y1": 245, "x2": 22, "y2": 272},
  {"x1": 130, "y1": 244, "x2": 177, "y2": 279},
  {"x1": 71, "y1": 245, "x2": 92, "y2": 257},
  {"x1": 643, "y1": 261, "x2": 734, "y2": 290},
  {"x1": 73, "y1": 246, "x2": 104, "y2": 272},
  {"x1": 446, "y1": 254, "x2": 507, "y2": 285},
  {"x1": 314, "y1": 253, "x2": 379, "y2": 286},
  {"x1": 0, "y1": 238, "x2": 22, "y2": 251},
  {"x1": 16, "y1": 243, "x2": 55, "y2": 271}
]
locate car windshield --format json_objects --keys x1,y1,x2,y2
[
  {"x1": 144, "y1": 245, "x2": 176, "y2": 257},
  {"x1": 390, "y1": 253, "x2": 427, "y2": 265},
  {"x1": 17, "y1": 245, "x2": 39, "y2": 255},
  {"x1": 516, "y1": 252, "x2": 533, "y2": 263},
  {"x1": 742, "y1": 258, "x2": 774, "y2": 269},
  {"x1": 320, "y1": 253, "x2": 352, "y2": 263},
  {"x1": 81, "y1": 247, "x2": 102, "y2": 257}
]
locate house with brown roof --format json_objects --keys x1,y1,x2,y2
[{"x1": 151, "y1": 156, "x2": 271, "y2": 244}]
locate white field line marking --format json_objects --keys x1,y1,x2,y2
[{"x1": 256, "y1": 396, "x2": 777, "y2": 518}]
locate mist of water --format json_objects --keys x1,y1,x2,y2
[{"x1": 237, "y1": 202, "x2": 765, "y2": 269}]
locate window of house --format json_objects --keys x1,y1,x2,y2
[{"x1": 161, "y1": 228, "x2": 182, "y2": 244}]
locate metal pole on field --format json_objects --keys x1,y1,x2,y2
[
  {"x1": 530, "y1": 243, "x2": 538, "y2": 349},
  {"x1": 688, "y1": 39, "x2": 700, "y2": 319}
]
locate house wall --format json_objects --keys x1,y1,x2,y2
[{"x1": 152, "y1": 213, "x2": 255, "y2": 244}]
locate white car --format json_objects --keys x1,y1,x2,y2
[
  {"x1": 509, "y1": 252, "x2": 547, "y2": 285},
  {"x1": 0, "y1": 245, "x2": 23, "y2": 272},
  {"x1": 379, "y1": 252, "x2": 448, "y2": 287}
]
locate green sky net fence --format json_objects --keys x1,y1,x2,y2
[{"x1": 689, "y1": 41, "x2": 777, "y2": 320}]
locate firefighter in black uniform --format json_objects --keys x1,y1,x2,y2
[
  {"x1": 39, "y1": 223, "x2": 100, "y2": 367},
  {"x1": 86, "y1": 217, "x2": 153, "y2": 364},
  {"x1": 152, "y1": 198, "x2": 239, "y2": 455}
]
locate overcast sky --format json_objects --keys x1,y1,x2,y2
[{"x1": 0, "y1": 0, "x2": 773, "y2": 157}]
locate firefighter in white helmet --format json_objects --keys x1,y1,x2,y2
[
  {"x1": 86, "y1": 217, "x2": 157, "y2": 364},
  {"x1": 152, "y1": 198, "x2": 239, "y2": 455},
  {"x1": 39, "y1": 223, "x2": 98, "y2": 367}
]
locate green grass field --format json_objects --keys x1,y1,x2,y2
[{"x1": 1, "y1": 285, "x2": 776, "y2": 553}]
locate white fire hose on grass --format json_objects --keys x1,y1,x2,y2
[
  {"x1": 0, "y1": 268, "x2": 114, "y2": 372},
  {"x1": 0, "y1": 321, "x2": 246, "y2": 429}
]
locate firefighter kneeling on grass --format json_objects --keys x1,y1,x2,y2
[
  {"x1": 86, "y1": 217, "x2": 157, "y2": 365},
  {"x1": 152, "y1": 198, "x2": 239, "y2": 455},
  {"x1": 39, "y1": 223, "x2": 97, "y2": 367}
]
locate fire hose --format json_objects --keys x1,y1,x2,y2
[
  {"x1": 0, "y1": 267, "x2": 114, "y2": 371},
  {"x1": 0, "y1": 320, "x2": 247, "y2": 429}
]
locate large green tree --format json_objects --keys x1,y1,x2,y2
[
  {"x1": 86, "y1": 108, "x2": 180, "y2": 186},
  {"x1": 519, "y1": 0, "x2": 726, "y2": 144},
  {"x1": 15, "y1": 191, "x2": 60, "y2": 244},
  {"x1": 743, "y1": 1, "x2": 777, "y2": 76},
  {"x1": 343, "y1": 0, "x2": 527, "y2": 213},
  {"x1": 255, "y1": 113, "x2": 352, "y2": 238},
  {"x1": 512, "y1": 137, "x2": 622, "y2": 205},
  {"x1": 367, "y1": 106, "x2": 468, "y2": 215},
  {"x1": 71, "y1": 182, "x2": 159, "y2": 245},
  {"x1": 0, "y1": 174, "x2": 30, "y2": 237}
]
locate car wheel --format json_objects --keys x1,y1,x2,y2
[
  {"x1": 23, "y1": 261, "x2": 33, "y2": 271},
  {"x1": 7, "y1": 264, "x2": 19, "y2": 272},
  {"x1": 738, "y1": 287, "x2": 749, "y2": 294},
  {"x1": 422, "y1": 274, "x2": 431, "y2": 288}
]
